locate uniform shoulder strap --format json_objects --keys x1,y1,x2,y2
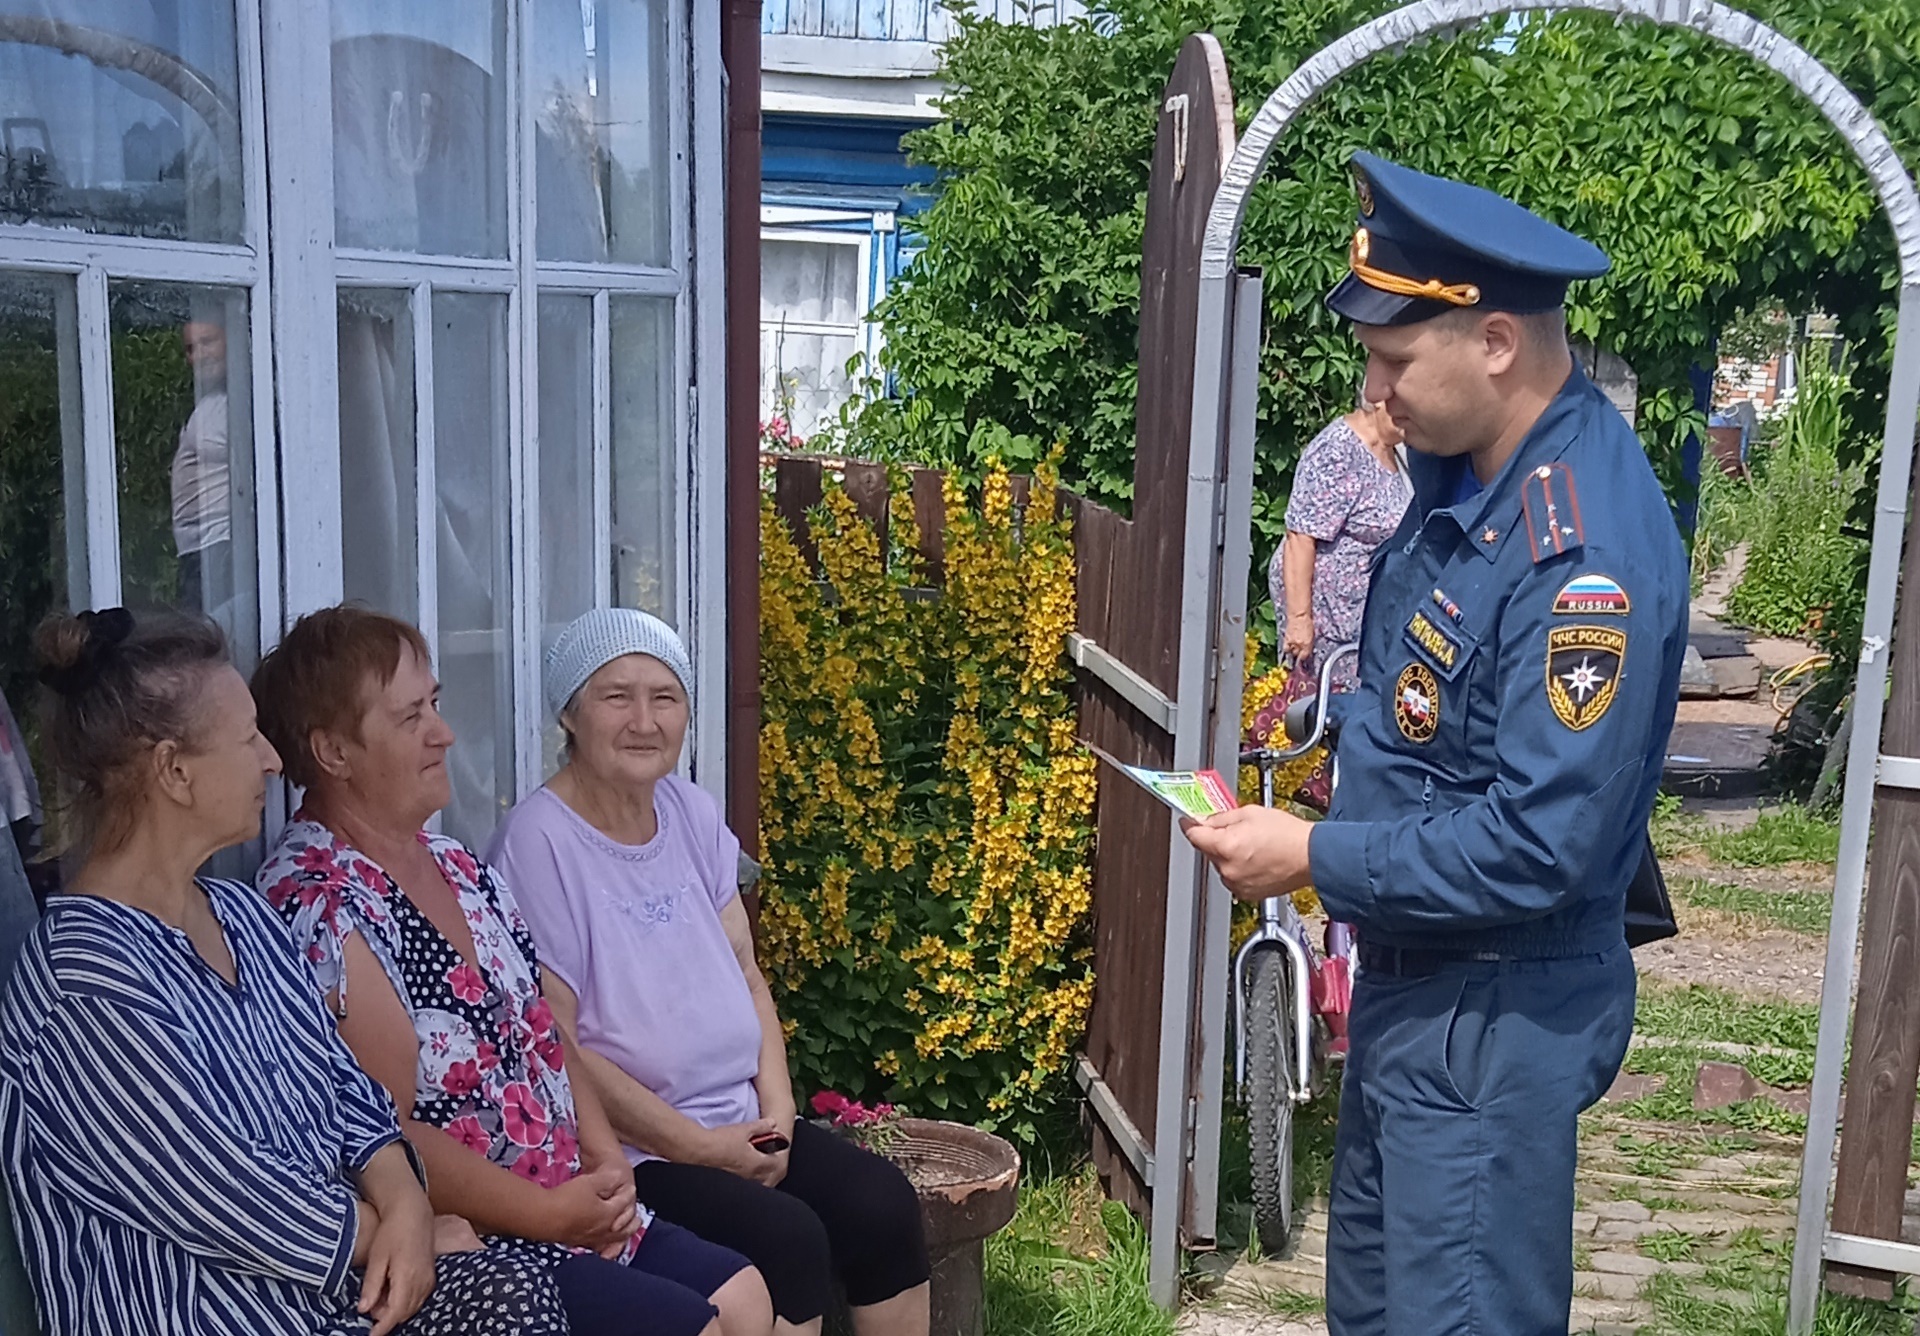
[{"x1": 1521, "y1": 462, "x2": 1584, "y2": 564}]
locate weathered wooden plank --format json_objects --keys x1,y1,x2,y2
[
  {"x1": 761, "y1": 0, "x2": 792, "y2": 35},
  {"x1": 821, "y1": 0, "x2": 859, "y2": 38},
  {"x1": 788, "y1": 0, "x2": 825, "y2": 37},
  {"x1": 1072, "y1": 496, "x2": 1120, "y2": 649},
  {"x1": 1077, "y1": 31, "x2": 1236, "y2": 1233},
  {"x1": 1116, "y1": 30, "x2": 1235, "y2": 693},
  {"x1": 910, "y1": 467, "x2": 946, "y2": 584},
  {"x1": 841, "y1": 459, "x2": 891, "y2": 555},
  {"x1": 856, "y1": 0, "x2": 891, "y2": 39},
  {"x1": 773, "y1": 456, "x2": 825, "y2": 573},
  {"x1": 889, "y1": 0, "x2": 931, "y2": 41},
  {"x1": 1829, "y1": 459, "x2": 1920, "y2": 1298}
]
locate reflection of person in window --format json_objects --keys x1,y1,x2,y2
[{"x1": 172, "y1": 317, "x2": 231, "y2": 612}]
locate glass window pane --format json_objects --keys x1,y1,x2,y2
[
  {"x1": 0, "y1": 1, "x2": 244, "y2": 242},
  {"x1": 537, "y1": 293, "x2": 594, "y2": 776},
  {"x1": 432, "y1": 291, "x2": 512, "y2": 844},
  {"x1": 337, "y1": 287, "x2": 418, "y2": 620},
  {"x1": 109, "y1": 282, "x2": 258, "y2": 667},
  {"x1": 609, "y1": 296, "x2": 674, "y2": 618},
  {"x1": 0, "y1": 270, "x2": 84, "y2": 744},
  {"x1": 760, "y1": 238, "x2": 862, "y2": 439},
  {"x1": 532, "y1": 0, "x2": 673, "y2": 266},
  {"x1": 331, "y1": 0, "x2": 508, "y2": 257}
]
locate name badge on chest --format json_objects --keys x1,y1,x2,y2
[{"x1": 1402, "y1": 607, "x2": 1477, "y2": 682}]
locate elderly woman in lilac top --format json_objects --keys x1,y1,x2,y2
[{"x1": 489, "y1": 610, "x2": 931, "y2": 1336}]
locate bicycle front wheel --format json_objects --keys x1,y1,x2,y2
[{"x1": 1245, "y1": 946, "x2": 1297, "y2": 1254}]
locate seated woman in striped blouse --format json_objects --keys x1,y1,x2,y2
[{"x1": 0, "y1": 608, "x2": 568, "y2": 1336}]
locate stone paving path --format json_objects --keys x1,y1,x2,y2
[{"x1": 1180, "y1": 1113, "x2": 1806, "y2": 1335}]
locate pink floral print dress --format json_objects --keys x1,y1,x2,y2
[{"x1": 258, "y1": 814, "x2": 648, "y2": 1266}]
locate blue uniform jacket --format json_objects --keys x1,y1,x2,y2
[{"x1": 1307, "y1": 366, "x2": 1689, "y2": 958}]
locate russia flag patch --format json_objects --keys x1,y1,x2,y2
[{"x1": 1552, "y1": 573, "x2": 1630, "y2": 616}]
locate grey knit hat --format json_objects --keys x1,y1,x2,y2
[{"x1": 545, "y1": 608, "x2": 694, "y2": 717}]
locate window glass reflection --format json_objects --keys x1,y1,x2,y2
[
  {"x1": 0, "y1": 270, "x2": 83, "y2": 738},
  {"x1": 331, "y1": 0, "x2": 509, "y2": 258},
  {"x1": 336, "y1": 287, "x2": 419, "y2": 621},
  {"x1": 537, "y1": 292, "x2": 594, "y2": 776},
  {"x1": 609, "y1": 296, "x2": 674, "y2": 618},
  {"x1": 532, "y1": 0, "x2": 672, "y2": 265},
  {"x1": 109, "y1": 282, "x2": 258, "y2": 665},
  {"x1": 432, "y1": 291, "x2": 514, "y2": 845},
  {"x1": 0, "y1": 1, "x2": 244, "y2": 241}
]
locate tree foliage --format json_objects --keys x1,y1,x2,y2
[{"x1": 847, "y1": 0, "x2": 1920, "y2": 561}]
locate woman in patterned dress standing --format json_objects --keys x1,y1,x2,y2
[{"x1": 1270, "y1": 398, "x2": 1412, "y2": 693}]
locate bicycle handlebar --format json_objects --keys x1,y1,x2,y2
[{"x1": 1239, "y1": 642, "x2": 1358, "y2": 766}]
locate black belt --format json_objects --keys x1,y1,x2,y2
[{"x1": 1358, "y1": 943, "x2": 1509, "y2": 977}]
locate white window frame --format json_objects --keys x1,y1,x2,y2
[
  {"x1": 2, "y1": 0, "x2": 724, "y2": 818},
  {"x1": 0, "y1": 0, "x2": 283, "y2": 660},
  {"x1": 759, "y1": 209, "x2": 887, "y2": 433},
  {"x1": 263, "y1": 0, "x2": 726, "y2": 804}
]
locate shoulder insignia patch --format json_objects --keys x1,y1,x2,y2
[
  {"x1": 1547, "y1": 625, "x2": 1625, "y2": 731},
  {"x1": 1522, "y1": 462, "x2": 1584, "y2": 564},
  {"x1": 1395, "y1": 662, "x2": 1440, "y2": 743},
  {"x1": 1552, "y1": 573, "x2": 1630, "y2": 616}
]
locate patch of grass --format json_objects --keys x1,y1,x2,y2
[
  {"x1": 1636, "y1": 983, "x2": 1821, "y2": 1053},
  {"x1": 1640, "y1": 1229, "x2": 1703, "y2": 1263},
  {"x1": 1641, "y1": 1231, "x2": 1919, "y2": 1336},
  {"x1": 1675, "y1": 877, "x2": 1833, "y2": 936},
  {"x1": 1616, "y1": 1130, "x2": 1700, "y2": 1180},
  {"x1": 1702, "y1": 807, "x2": 1841, "y2": 868},
  {"x1": 1615, "y1": 1042, "x2": 1812, "y2": 1137},
  {"x1": 1246, "y1": 1284, "x2": 1324, "y2": 1317},
  {"x1": 984, "y1": 1167, "x2": 1174, "y2": 1336}
]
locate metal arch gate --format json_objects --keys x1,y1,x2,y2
[{"x1": 1161, "y1": 1, "x2": 1920, "y2": 1324}]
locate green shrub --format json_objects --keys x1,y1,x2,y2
[
  {"x1": 756, "y1": 462, "x2": 1096, "y2": 1142},
  {"x1": 1726, "y1": 363, "x2": 1867, "y2": 645},
  {"x1": 847, "y1": 0, "x2": 1920, "y2": 564}
]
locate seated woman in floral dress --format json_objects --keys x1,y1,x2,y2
[
  {"x1": 253, "y1": 605, "x2": 773, "y2": 1336},
  {"x1": 3, "y1": 608, "x2": 566, "y2": 1336},
  {"x1": 489, "y1": 609, "x2": 931, "y2": 1336}
]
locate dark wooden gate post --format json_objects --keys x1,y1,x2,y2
[{"x1": 1071, "y1": 32, "x2": 1239, "y2": 1298}]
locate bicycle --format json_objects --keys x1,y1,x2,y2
[{"x1": 1232, "y1": 641, "x2": 1357, "y2": 1254}]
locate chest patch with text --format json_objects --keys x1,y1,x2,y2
[
  {"x1": 1404, "y1": 609, "x2": 1467, "y2": 678},
  {"x1": 1546, "y1": 625, "x2": 1626, "y2": 731},
  {"x1": 1394, "y1": 662, "x2": 1441, "y2": 743}
]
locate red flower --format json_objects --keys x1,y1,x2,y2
[
  {"x1": 501, "y1": 1083, "x2": 550, "y2": 1148},
  {"x1": 446, "y1": 1115, "x2": 492, "y2": 1155},
  {"x1": 550, "y1": 1122, "x2": 580, "y2": 1171},
  {"x1": 526, "y1": 997, "x2": 556, "y2": 1038},
  {"x1": 445, "y1": 847, "x2": 480, "y2": 884},
  {"x1": 475, "y1": 1041, "x2": 500, "y2": 1073},
  {"x1": 811, "y1": 1091, "x2": 851, "y2": 1118},
  {"x1": 293, "y1": 846, "x2": 338, "y2": 878},
  {"x1": 509, "y1": 1147, "x2": 551, "y2": 1184},
  {"x1": 447, "y1": 962, "x2": 487, "y2": 1005},
  {"x1": 442, "y1": 1061, "x2": 482, "y2": 1098}
]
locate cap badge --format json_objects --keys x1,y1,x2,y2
[
  {"x1": 1354, "y1": 168, "x2": 1376, "y2": 217},
  {"x1": 1348, "y1": 229, "x2": 1482, "y2": 309}
]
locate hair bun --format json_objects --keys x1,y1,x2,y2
[{"x1": 36, "y1": 607, "x2": 135, "y2": 698}]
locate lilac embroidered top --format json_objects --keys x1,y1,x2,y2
[
  {"x1": 1269, "y1": 416, "x2": 1413, "y2": 693},
  {"x1": 487, "y1": 779, "x2": 763, "y2": 1166}
]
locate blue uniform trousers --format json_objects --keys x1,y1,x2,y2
[{"x1": 1325, "y1": 946, "x2": 1636, "y2": 1336}]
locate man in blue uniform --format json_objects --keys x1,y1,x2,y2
[{"x1": 1186, "y1": 153, "x2": 1690, "y2": 1335}]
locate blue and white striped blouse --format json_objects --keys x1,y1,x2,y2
[{"x1": 0, "y1": 879, "x2": 405, "y2": 1335}]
